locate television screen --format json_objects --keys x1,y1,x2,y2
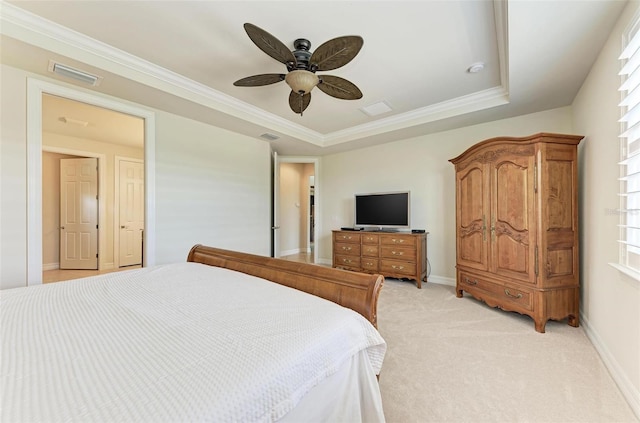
[{"x1": 354, "y1": 191, "x2": 410, "y2": 228}]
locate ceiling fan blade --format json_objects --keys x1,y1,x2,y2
[
  {"x1": 234, "y1": 74, "x2": 286, "y2": 87},
  {"x1": 244, "y1": 23, "x2": 297, "y2": 67},
  {"x1": 317, "y1": 75, "x2": 363, "y2": 100},
  {"x1": 310, "y1": 36, "x2": 363, "y2": 71},
  {"x1": 289, "y1": 91, "x2": 311, "y2": 115}
]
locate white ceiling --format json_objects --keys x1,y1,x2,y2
[{"x1": 0, "y1": 1, "x2": 627, "y2": 155}]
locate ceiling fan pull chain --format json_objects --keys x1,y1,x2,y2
[{"x1": 299, "y1": 93, "x2": 304, "y2": 116}]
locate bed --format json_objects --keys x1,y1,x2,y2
[{"x1": 1, "y1": 245, "x2": 386, "y2": 422}]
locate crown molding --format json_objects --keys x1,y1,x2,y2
[
  {"x1": 0, "y1": 1, "x2": 325, "y2": 145},
  {"x1": 324, "y1": 86, "x2": 509, "y2": 146},
  {"x1": 1, "y1": 0, "x2": 510, "y2": 149}
]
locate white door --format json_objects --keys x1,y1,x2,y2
[
  {"x1": 60, "y1": 158, "x2": 98, "y2": 270},
  {"x1": 119, "y1": 160, "x2": 145, "y2": 267},
  {"x1": 272, "y1": 151, "x2": 280, "y2": 257}
]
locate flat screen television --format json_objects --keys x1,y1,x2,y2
[{"x1": 354, "y1": 191, "x2": 410, "y2": 230}]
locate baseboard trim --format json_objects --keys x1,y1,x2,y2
[
  {"x1": 280, "y1": 248, "x2": 302, "y2": 257},
  {"x1": 426, "y1": 274, "x2": 456, "y2": 287},
  {"x1": 42, "y1": 262, "x2": 59, "y2": 271},
  {"x1": 580, "y1": 311, "x2": 640, "y2": 420}
]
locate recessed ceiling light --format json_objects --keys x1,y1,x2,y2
[
  {"x1": 467, "y1": 62, "x2": 485, "y2": 73},
  {"x1": 48, "y1": 60, "x2": 103, "y2": 86},
  {"x1": 360, "y1": 101, "x2": 393, "y2": 117}
]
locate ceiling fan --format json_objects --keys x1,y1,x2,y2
[{"x1": 233, "y1": 23, "x2": 364, "y2": 116}]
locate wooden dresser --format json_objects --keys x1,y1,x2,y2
[
  {"x1": 449, "y1": 133, "x2": 582, "y2": 332},
  {"x1": 332, "y1": 230, "x2": 428, "y2": 288}
]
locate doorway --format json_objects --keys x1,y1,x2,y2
[
  {"x1": 275, "y1": 156, "x2": 319, "y2": 264},
  {"x1": 28, "y1": 78, "x2": 156, "y2": 285}
]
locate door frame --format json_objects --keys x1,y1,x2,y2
[
  {"x1": 27, "y1": 78, "x2": 156, "y2": 285},
  {"x1": 44, "y1": 147, "x2": 106, "y2": 270},
  {"x1": 276, "y1": 156, "x2": 320, "y2": 264},
  {"x1": 114, "y1": 156, "x2": 144, "y2": 268}
]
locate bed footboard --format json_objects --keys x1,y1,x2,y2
[{"x1": 187, "y1": 244, "x2": 384, "y2": 328}]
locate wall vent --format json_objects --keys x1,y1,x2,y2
[
  {"x1": 48, "y1": 60, "x2": 103, "y2": 86},
  {"x1": 260, "y1": 133, "x2": 280, "y2": 141}
]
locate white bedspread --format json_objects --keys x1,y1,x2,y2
[{"x1": 0, "y1": 262, "x2": 386, "y2": 422}]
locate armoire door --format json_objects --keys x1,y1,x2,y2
[
  {"x1": 490, "y1": 154, "x2": 537, "y2": 283},
  {"x1": 455, "y1": 160, "x2": 490, "y2": 271}
]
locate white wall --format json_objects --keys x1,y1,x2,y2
[
  {"x1": 572, "y1": 0, "x2": 640, "y2": 415},
  {"x1": 154, "y1": 111, "x2": 271, "y2": 264},
  {"x1": 0, "y1": 65, "x2": 28, "y2": 288},
  {"x1": 0, "y1": 64, "x2": 272, "y2": 288},
  {"x1": 319, "y1": 107, "x2": 574, "y2": 283}
]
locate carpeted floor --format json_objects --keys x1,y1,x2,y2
[{"x1": 376, "y1": 278, "x2": 638, "y2": 423}]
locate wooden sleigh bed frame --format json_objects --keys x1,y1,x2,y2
[{"x1": 187, "y1": 244, "x2": 384, "y2": 328}]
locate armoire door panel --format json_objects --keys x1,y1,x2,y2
[
  {"x1": 491, "y1": 156, "x2": 536, "y2": 282},
  {"x1": 456, "y1": 163, "x2": 489, "y2": 270},
  {"x1": 546, "y1": 161, "x2": 574, "y2": 230}
]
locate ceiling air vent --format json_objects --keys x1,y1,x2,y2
[
  {"x1": 360, "y1": 101, "x2": 393, "y2": 117},
  {"x1": 48, "y1": 60, "x2": 103, "y2": 86},
  {"x1": 260, "y1": 133, "x2": 280, "y2": 141}
]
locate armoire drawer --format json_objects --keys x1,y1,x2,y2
[{"x1": 459, "y1": 272, "x2": 533, "y2": 311}]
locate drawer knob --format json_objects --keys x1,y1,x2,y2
[
  {"x1": 342, "y1": 246, "x2": 351, "y2": 251},
  {"x1": 391, "y1": 238, "x2": 405, "y2": 243},
  {"x1": 343, "y1": 259, "x2": 352, "y2": 264},
  {"x1": 464, "y1": 277, "x2": 478, "y2": 285},
  {"x1": 392, "y1": 265, "x2": 405, "y2": 270},
  {"x1": 391, "y1": 251, "x2": 404, "y2": 256},
  {"x1": 504, "y1": 289, "x2": 523, "y2": 299}
]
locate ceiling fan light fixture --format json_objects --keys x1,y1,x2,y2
[{"x1": 285, "y1": 70, "x2": 319, "y2": 94}]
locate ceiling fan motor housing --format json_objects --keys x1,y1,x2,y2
[{"x1": 293, "y1": 39, "x2": 313, "y2": 71}]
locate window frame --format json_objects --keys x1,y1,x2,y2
[{"x1": 614, "y1": 12, "x2": 640, "y2": 281}]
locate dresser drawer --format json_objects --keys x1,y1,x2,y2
[
  {"x1": 335, "y1": 242, "x2": 361, "y2": 256},
  {"x1": 334, "y1": 232, "x2": 361, "y2": 243},
  {"x1": 362, "y1": 233, "x2": 380, "y2": 244},
  {"x1": 334, "y1": 255, "x2": 361, "y2": 269},
  {"x1": 380, "y1": 259, "x2": 416, "y2": 277},
  {"x1": 380, "y1": 234, "x2": 416, "y2": 247},
  {"x1": 380, "y1": 246, "x2": 415, "y2": 261},
  {"x1": 459, "y1": 272, "x2": 533, "y2": 311},
  {"x1": 361, "y1": 258, "x2": 379, "y2": 272},
  {"x1": 362, "y1": 244, "x2": 379, "y2": 257}
]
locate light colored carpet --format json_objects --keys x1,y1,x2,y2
[{"x1": 377, "y1": 279, "x2": 638, "y2": 423}]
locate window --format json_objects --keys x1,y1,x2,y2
[{"x1": 618, "y1": 15, "x2": 640, "y2": 277}]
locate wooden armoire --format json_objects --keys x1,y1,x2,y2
[{"x1": 449, "y1": 133, "x2": 582, "y2": 333}]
